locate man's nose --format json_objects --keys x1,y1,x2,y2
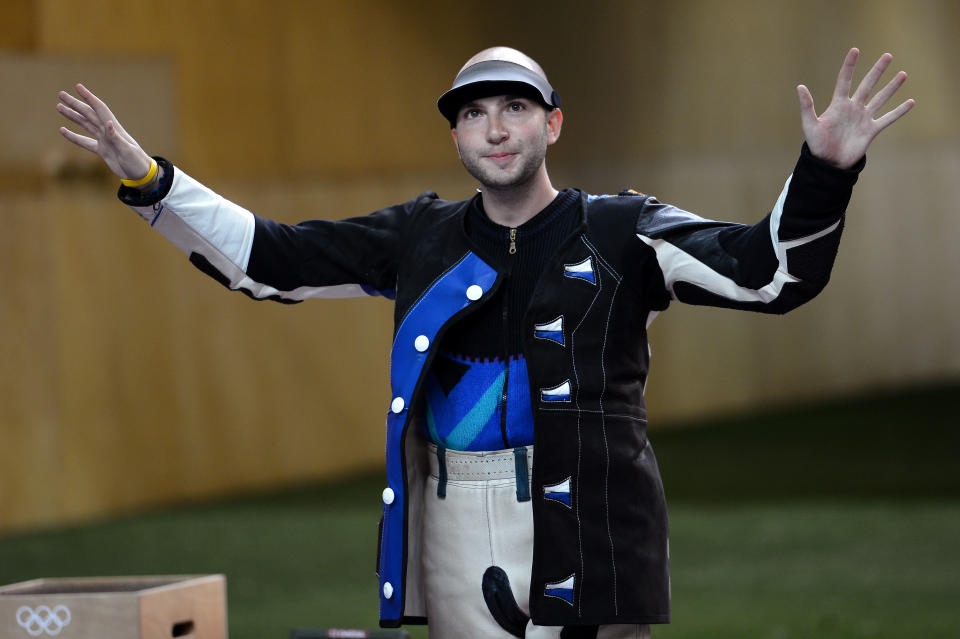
[{"x1": 486, "y1": 114, "x2": 509, "y2": 144}]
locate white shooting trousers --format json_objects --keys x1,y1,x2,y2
[{"x1": 422, "y1": 444, "x2": 651, "y2": 639}]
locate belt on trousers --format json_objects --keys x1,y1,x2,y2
[{"x1": 428, "y1": 443, "x2": 534, "y2": 502}]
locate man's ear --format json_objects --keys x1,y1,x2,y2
[
  {"x1": 450, "y1": 127, "x2": 462, "y2": 158},
  {"x1": 546, "y1": 108, "x2": 563, "y2": 145},
  {"x1": 451, "y1": 128, "x2": 458, "y2": 145}
]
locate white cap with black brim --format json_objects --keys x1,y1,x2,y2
[{"x1": 437, "y1": 60, "x2": 562, "y2": 127}]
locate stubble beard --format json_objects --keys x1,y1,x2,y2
[{"x1": 458, "y1": 126, "x2": 549, "y2": 193}]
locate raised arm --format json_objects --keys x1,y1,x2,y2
[
  {"x1": 56, "y1": 84, "x2": 412, "y2": 303},
  {"x1": 635, "y1": 145, "x2": 859, "y2": 315},
  {"x1": 632, "y1": 48, "x2": 914, "y2": 315},
  {"x1": 798, "y1": 48, "x2": 914, "y2": 169}
]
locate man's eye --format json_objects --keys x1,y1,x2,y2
[
  {"x1": 508, "y1": 102, "x2": 525, "y2": 112},
  {"x1": 464, "y1": 109, "x2": 481, "y2": 119}
]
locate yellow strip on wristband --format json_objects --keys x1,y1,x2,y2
[{"x1": 121, "y1": 158, "x2": 159, "y2": 188}]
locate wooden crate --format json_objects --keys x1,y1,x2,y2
[{"x1": 0, "y1": 575, "x2": 226, "y2": 638}]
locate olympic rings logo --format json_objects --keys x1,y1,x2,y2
[{"x1": 15, "y1": 605, "x2": 72, "y2": 636}]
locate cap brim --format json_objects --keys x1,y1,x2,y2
[
  {"x1": 437, "y1": 81, "x2": 552, "y2": 125},
  {"x1": 437, "y1": 59, "x2": 559, "y2": 126}
]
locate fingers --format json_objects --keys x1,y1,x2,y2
[
  {"x1": 866, "y1": 70, "x2": 908, "y2": 114},
  {"x1": 56, "y1": 101, "x2": 100, "y2": 137},
  {"x1": 852, "y1": 52, "x2": 893, "y2": 104},
  {"x1": 58, "y1": 89, "x2": 98, "y2": 125},
  {"x1": 833, "y1": 47, "x2": 859, "y2": 100},
  {"x1": 56, "y1": 101, "x2": 86, "y2": 126},
  {"x1": 58, "y1": 85, "x2": 131, "y2": 146},
  {"x1": 75, "y1": 83, "x2": 119, "y2": 127},
  {"x1": 58, "y1": 126, "x2": 99, "y2": 153},
  {"x1": 828, "y1": 48, "x2": 914, "y2": 127},
  {"x1": 796, "y1": 84, "x2": 818, "y2": 128},
  {"x1": 874, "y1": 98, "x2": 916, "y2": 132}
]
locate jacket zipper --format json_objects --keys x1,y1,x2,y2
[{"x1": 500, "y1": 227, "x2": 517, "y2": 447}]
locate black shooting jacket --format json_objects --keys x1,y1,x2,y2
[{"x1": 121, "y1": 144, "x2": 861, "y2": 628}]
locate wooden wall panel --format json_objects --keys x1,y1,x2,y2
[
  {"x1": 0, "y1": 0, "x2": 37, "y2": 51},
  {"x1": 34, "y1": 0, "x2": 463, "y2": 179},
  {"x1": 0, "y1": 194, "x2": 62, "y2": 529}
]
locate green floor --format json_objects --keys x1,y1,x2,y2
[{"x1": 3, "y1": 383, "x2": 958, "y2": 638}]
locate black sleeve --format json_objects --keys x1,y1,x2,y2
[
  {"x1": 246, "y1": 192, "x2": 439, "y2": 300},
  {"x1": 635, "y1": 144, "x2": 863, "y2": 314},
  {"x1": 116, "y1": 157, "x2": 437, "y2": 304}
]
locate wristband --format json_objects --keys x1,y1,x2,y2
[{"x1": 121, "y1": 158, "x2": 159, "y2": 188}]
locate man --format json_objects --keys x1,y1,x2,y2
[{"x1": 57, "y1": 46, "x2": 912, "y2": 638}]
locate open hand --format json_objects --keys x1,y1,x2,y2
[
  {"x1": 797, "y1": 48, "x2": 914, "y2": 169},
  {"x1": 57, "y1": 84, "x2": 153, "y2": 181}
]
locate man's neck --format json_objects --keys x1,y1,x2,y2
[{"x1": 479, "y1": 168, "x2": 559, "y2": 228}]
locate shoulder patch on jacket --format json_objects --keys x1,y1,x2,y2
[{"x1": 618, "y1": 188, "x2": 647, "y2": 197}]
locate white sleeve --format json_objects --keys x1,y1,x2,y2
[{"x1": 127, "y1": 168, "x2": 256, "y2": 273}]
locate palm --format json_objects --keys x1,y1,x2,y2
[{"x1": 797, "y1": 49, "x2": 914, "y2": 169}]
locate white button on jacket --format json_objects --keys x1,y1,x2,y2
[{"x1": 414, "y1": 335, "x2": 430, "y2": 352}]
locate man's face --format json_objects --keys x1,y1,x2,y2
[{"x1": 451, "y1": 95, "x2": 560, "y2": 190}]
